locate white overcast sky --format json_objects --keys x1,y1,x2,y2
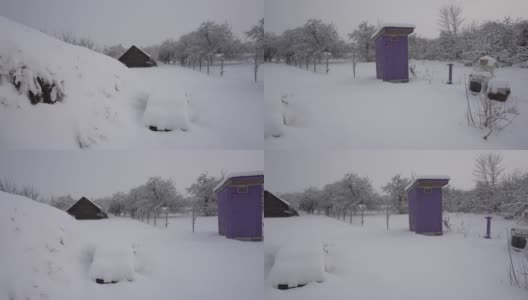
[
  {"x1": 0, "y1": 151, "x2": 263, "y2": 199},
  {"x1": 266, "y1": 0, "x2": 528, "y2": 38},
  {"x1": 265, "y1": 151, "x2": 528, "y2": 194},
  {"x1": 0, "y1": 0, "x2": 263, "y2": 46}
]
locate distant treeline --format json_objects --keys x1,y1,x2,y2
[
  {"x1": 0, "y1": 173, "x2": 224, "y2": 218},
  {"x1": 262, "y1": 4, "x2": 528, "y2": 66},
  {"x1": 279, "y1": 153, "x2": 528, "y2": 218}
]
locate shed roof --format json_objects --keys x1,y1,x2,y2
[
  {"x1": 371, "y1": 23, "x2": 415, "y2": 40},
  {"x1": 405, "y1": 175, "x2": 450, "y2": 192},
  {"x1": 118, "y1": 45, "x2": 153, "y2": 60},
  {"x1": 66, "y1": 196, "x2": 103, "y2": 212},
  {"x1": 214, "y1": 171, "x2": 264, "y2": 192},
  {"x1": 265, "y1": 190, "x2": 292, "y2": 207}
]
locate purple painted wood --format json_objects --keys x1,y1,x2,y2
[
  {"x1": 407, "y1": 177, "x2": 449, "y2": 235},
  {"x1": 215, "y1": 174, "x2": 263, "y2": 241},
  {"x1": 373, "y1": 26, "x2": 414, "y2": 82}
]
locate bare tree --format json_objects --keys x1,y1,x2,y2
[
  {"x1": 19, "y1": 185, "x2": 40, "y2": 201},
  {"x1": 246, "y1": 19, "x2": 264, "y2": 82},
  {"x1": 474, "y1": 153, "x2": 504, "y2": 187},
  {"x1": 0, "y1": 177, "x2": 18, "y2": 194},
  {"x1": 438, "y1": 3, "x2": 464, "y2": 36},
  {"x1": 473, "y1": 152, "x2": 504, "y2": 212}
]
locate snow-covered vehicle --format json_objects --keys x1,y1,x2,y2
[
  {"x1": 511, "y1": 210, "x2": 528, "y2": 251},
  {"x1": 143, "y1": 95, "x2": 191, "y2": 132},
  {"x1": 89, "y1": 244, "x2": 136, "y2": 284},
  {"x1": 268, "y1": 240, "x2": 326, "y2": 290}
]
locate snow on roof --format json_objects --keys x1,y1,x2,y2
[
  {"x1": 487, "y1": 79, "x2": 510, "y2": 89},
  {"x1": 214, "y1": 171, "x2": 264, "y2": 192},
  {"x1": 118, "y1": 45, "x2": 153, "y2": 60},
  {"x1": 405, "y1": 175, "x2": 451, "y2": 192},
  {"x1": 479, "y1": 55, "x2": 497, "y2": 65},
  {"x1": 66, "y1": 197, "x2": 103, "y2": 212},
  {"x1": 267, "y1": 190, "x2": 292, "y2": 207},
  {"x1": 371, "y1": 23, "x2": 415, "y2": 39}
]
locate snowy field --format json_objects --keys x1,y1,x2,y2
[
  {"x1": 264, "y1": 214, "x2": 528, "y2": 300},
  {"x1": 126, "y1": 64, "x2": 263, "y2": 149},
  {"x1": 0, "y1": 192, "x2": 263, "y2": 300},
  {"x1": 264, "y1": 61, "x2": 528, "y2": 149},
  {"x1": 0, "y1": 17, "x2": 262, "y2": 149}
]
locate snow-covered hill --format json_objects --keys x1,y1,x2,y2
[
  {"x1": 0, "y1": 16, "x2": 144, "y2": 149},
  {"x1": 0, "y1": 16, "x2": 263, "y2": 149},
  {"x1": 0, "y1": 191, "x2": 83, "y2": 299}
]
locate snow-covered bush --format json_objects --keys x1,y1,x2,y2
[
  {"x1": 0, "y1": 59, "x2": 65, "y2": 105},
  {"x1": 465, "y1": 75, "x2": 519, "y2": 140}
]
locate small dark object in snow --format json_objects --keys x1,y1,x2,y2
[
  {"x1": 487, "y1": 90, "x2": 510, "y2": 102},
  {"x1": 469, "y1": 80, "x2": 483, "y2": 93},
  {"x1": 148, "y1": 126, "x2": 172, "y2": 132},
  {"x1": 511, "y1": 235, "x2": 527, "y2": 250},
  {"x1": 277, "y1": 283, "x2": 306, "y2": 290},
  {"x1": 95, "y1": 278, "x2": 119, "y2": 284}
]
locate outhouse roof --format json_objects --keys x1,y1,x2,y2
[
  {"x1": 371, "y1": 23, "x2": 415, "y2": 40},
  {"x1": 214, "y1": 170, "x2": 264, "y2": 192},
  {"x1": 405, "y1": 175, "x2": 450, "y2": 192}
]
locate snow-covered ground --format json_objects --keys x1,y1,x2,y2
[
  {"x1": 127, "y1": 64, "x2": 263, "y2": 149},
  {"x1": 0, "y1": 16, "x2": 262, "y2": 149},
  {"x1": 264, "y1": 61, "x2": 528, "y2": 149},
  {"x1": 0, "y1": 192, "x2": 263, "y2": 300},
  {"x1": 265, "y1": 214, "x2": 528, "y2": 300}
]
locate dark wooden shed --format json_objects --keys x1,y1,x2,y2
[
  {"x1": 264, "y1": 190, "x2": 299, "y2": 218},
  {"x1": 118, "y1": 45, "x2": 157, "y2": 68},
  {"x1": 67, "y1": 197, "x2": 108, "y2": 220}
]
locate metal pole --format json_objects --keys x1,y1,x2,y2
[
  {"x1": 326, "y1": 57, "x2": 329, "y2": 74},
  {"x1": 484, "y1": 216, "x2": 492, "y2": 238},
  {"x1": 165, "y1": 211, "x2": 168, "y2": 228},
  {"x1": 192, "y1": 202, "x2": 195, "y2": 233},
  {"x1": 221, "y1": 58, "x2": 224, "y2": 77},
  {"x1": 447, "y1": 63, "x2": 454, "y2": 84},
  {"x1": 353, "y1": 54, "x2": 356, "y2": 78}
]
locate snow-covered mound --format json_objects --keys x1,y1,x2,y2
[
  {"x1": 268, "y1": 239, "x2": 326, "y2": 289},
  {"x1": 143, "y1": 91, "x2": 191, "y2": 132},
  {"x1": 0, "y1": 191, "x2": 82, "y2": 300},
  {"x1": 89, "y1": 243, "x2": 136, "y2": 283},
  {"x1": 0, "y1": 16, "x2": 143, "y2": 148}
]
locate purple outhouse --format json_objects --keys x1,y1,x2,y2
[
  {"x1": 406, "y1": 176, "x2": 450, "y2": 235},
  {"x1": 215, "y1": 171, "x2": 264, "y2": 241},
  {"x1": 372, "y1": 24, "x2": 415, "y2": 82}
]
